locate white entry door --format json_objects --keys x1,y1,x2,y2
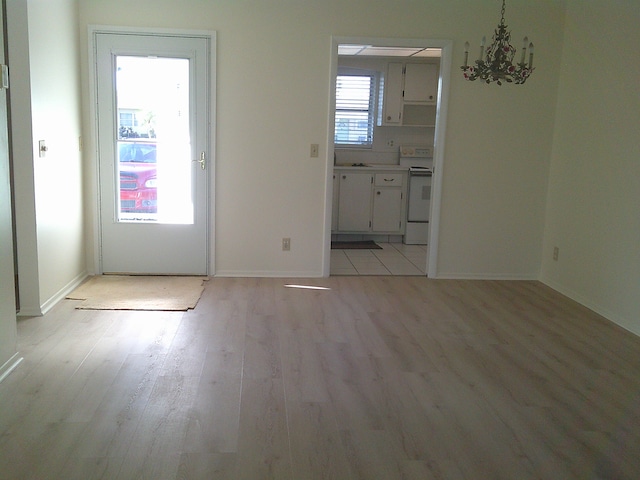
[{"x1": 94, "y1": 32, "x2": 211, "y2": 274}]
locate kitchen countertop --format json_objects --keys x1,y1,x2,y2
[{"x1": 334, "y1": 164, "x2": 408, "y2": 171}]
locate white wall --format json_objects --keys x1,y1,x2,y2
[
  {"x1": 8, "y1": 0, "x2": 85, "y2": 315},
  {"x1": 541, "y1": 0, "x2": 640, "y2": 335},
  {"x1": 78, "y1": 0, "x2": 564, "y2": 279},
  {"x1": 0, "y1": 0, "x2": 20, "y2": 381}
]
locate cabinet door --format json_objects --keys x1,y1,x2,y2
[
  {"x1": 382, "y1": 62, "x2": 403, "y2": 125},
  {"x1": 403, "y1": 63, "x2": 438, "y2": 103},
  {"x1": 338, "y1": 173, "x2": 372, "y2": 232},
  {"x1": 372, "y1": 187, "x2": 403, "y2": 233}
]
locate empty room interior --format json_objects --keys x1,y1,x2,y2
[{"x1": 0, "y1": 1, "x2": 639, "y2": 478}]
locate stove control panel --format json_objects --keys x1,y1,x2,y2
[{"x1": 400, "y1": 145, "x2": 433, "y2": 158}]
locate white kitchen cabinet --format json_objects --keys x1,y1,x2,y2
[
  {"x1": 382, "y1": 62, "x2": 404, "y2": 125},
  {"x1": 380, "y1": 61, "x2": 438, "y2": 127},
  {"x1": 337, "y1": 172, "x2": 373, "y2": 232},
  {"x1": 403, "y1": 63, "x2": 438, "y2": 103},
  {"x1": 334, "y1": 168, "x2": 407, "y2": 234},
  {"x1": 373, "y1": 185, "x2": 403, "y2": 232}
]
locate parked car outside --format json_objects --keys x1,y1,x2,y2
[{"x1": 118, "y1": 141, "x2": 157, "y2": 214}]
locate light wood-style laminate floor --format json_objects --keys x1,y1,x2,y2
[{"x1": 1, "y1": 277, "x2": 639, "y2": 479}]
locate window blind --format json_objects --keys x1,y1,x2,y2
[{"x1": 335, "y1": 75, "x2": 375, "y2": 146}]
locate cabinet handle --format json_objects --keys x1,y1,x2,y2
[
  {"x1": 383, "y1": 178, "x2": 395, "y2": 182},
  {"x1": 342, "y1": 175, "x2": 346, "y2": 179},
  {"x1": 376, "y1": 191, "x2": 381, "y2": 195}
]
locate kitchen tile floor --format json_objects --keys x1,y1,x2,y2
[{"x1": 330, "y1": 242, "x2": 427, "y2": 276}]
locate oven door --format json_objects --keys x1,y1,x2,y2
[{"x1": 407, "y1": 169, "x2": 432, "y2": 222}]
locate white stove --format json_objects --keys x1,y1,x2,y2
[{"x1": 399, "y1": 146, "x2": 433, "y2": 245}]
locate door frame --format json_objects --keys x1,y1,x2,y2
[
  {"x1": 87, "y1": 25, "x2": 216, "y2": 275},
  {"x1": 325, "y1": 36, "x2": 452, "y2": 278}
]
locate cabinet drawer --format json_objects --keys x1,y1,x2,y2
[{"x1": 374, "y1": 173, "x2": 403, "y2": 187}]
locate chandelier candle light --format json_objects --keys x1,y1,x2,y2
[{"x1": 461, "y1": 0, "x2": 534, "y2": 85}]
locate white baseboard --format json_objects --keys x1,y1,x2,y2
[
  {"x1": 433, "y1": 272, "x2": 538, "y2": 280},
  {"x1": 40, "y1": 271, "x2": 89, "y2": 315},
  {"x1": 214, "y1": 270, "x2": 323, "y2": 278},
  {"x1": 17, "y1": 271, "x2": 90, "y2": 317},
  {"x1": 0, "y1": 353, "x2": 23, "y2": 384},
  {"x1": 540, "y1": 277, "x2": 639, "y2": 338},
  {"x1": 16, "y1": 306, "x2": 44, "y2": 317}
]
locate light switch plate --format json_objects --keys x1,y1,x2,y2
[
  {"x1": 310, "y1": 144, "x2": 319, "y2": 158},
  {"x1": 38, "y1": 140, "x2": 47, "y2": 158}
]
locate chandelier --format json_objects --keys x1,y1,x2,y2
[{"x1": 461, "y1": 0, "x2": 534, "y2": 85}]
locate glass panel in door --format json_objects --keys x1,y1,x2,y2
[{"x1": 116, "y1": 56, "x2": 193, "y2": 224}]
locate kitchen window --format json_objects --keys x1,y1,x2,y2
[{"x1": 334, "y1": 72, "x2": 376, "y2": 147}]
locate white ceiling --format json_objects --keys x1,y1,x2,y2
[{"x1": 338, "y1": 45, "x2": 442, "y2": 57}]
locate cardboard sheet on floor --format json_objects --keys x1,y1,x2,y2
[{"x1": 66, "y1": 275, "x2": 208, "y2": 311}]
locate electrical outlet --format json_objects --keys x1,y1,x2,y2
[
  {"x1": 282, "y1": 237, "x2": 291, "y2": 251},
  {"x1": 553, "y1": 246, "x2": 559, "y2": 261},
  {"x1": 310, "y1": 144, "x2": 319, "y2": 158},
  {"x1": 387, "y1": 139, "x2": 395, "y2": 147}
]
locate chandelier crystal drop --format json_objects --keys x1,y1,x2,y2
[{"x1": 461, "y1": 0, "x2": 534, "y2": 85}]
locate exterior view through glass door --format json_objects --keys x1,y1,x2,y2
[
  {"x1": 94, "y1": 32, "x2": 211, "y2": 274},
  {"x1": 117, "y1": 56, "x2": 192, "y2": 224}
]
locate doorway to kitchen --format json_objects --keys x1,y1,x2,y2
[
  {"x1": 91, "y1": 29, "x2": 214, "y2": 275},
  {"x1": 326, "y1": 37, "x2": 452, "y2": 277}
]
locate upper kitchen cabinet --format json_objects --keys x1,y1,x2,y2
[
  {"x1": 403, "y1": 63, "x2": 438, "y2": 103},
  {"x1": 382, "y1": 62, "x2": 404, "y2": 125},
  {"x1": 380, "y1": 62, "x2": 438, "y2": 127}
]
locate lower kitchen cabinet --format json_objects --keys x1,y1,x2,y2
[
  {"x1": 337, "y1": 172, "x2": 372, "y2": 232},
  {"x1": 373, "y1": 185, "x2": 403, "y2": 232},
  {"x1": 334, "y1": 168, "x2": 407, "y2": 235}
]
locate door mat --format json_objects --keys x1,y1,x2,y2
[
  {"x1": 331, "y1": 240, "x2": 382, "y2": 250},
  {"x1": 66, "y1": 275, "x2": 208, "y2": 311}
]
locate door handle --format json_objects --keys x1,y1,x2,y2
[{"x1": 198, "y1": 151, "x2": 206, "y2": 170}]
